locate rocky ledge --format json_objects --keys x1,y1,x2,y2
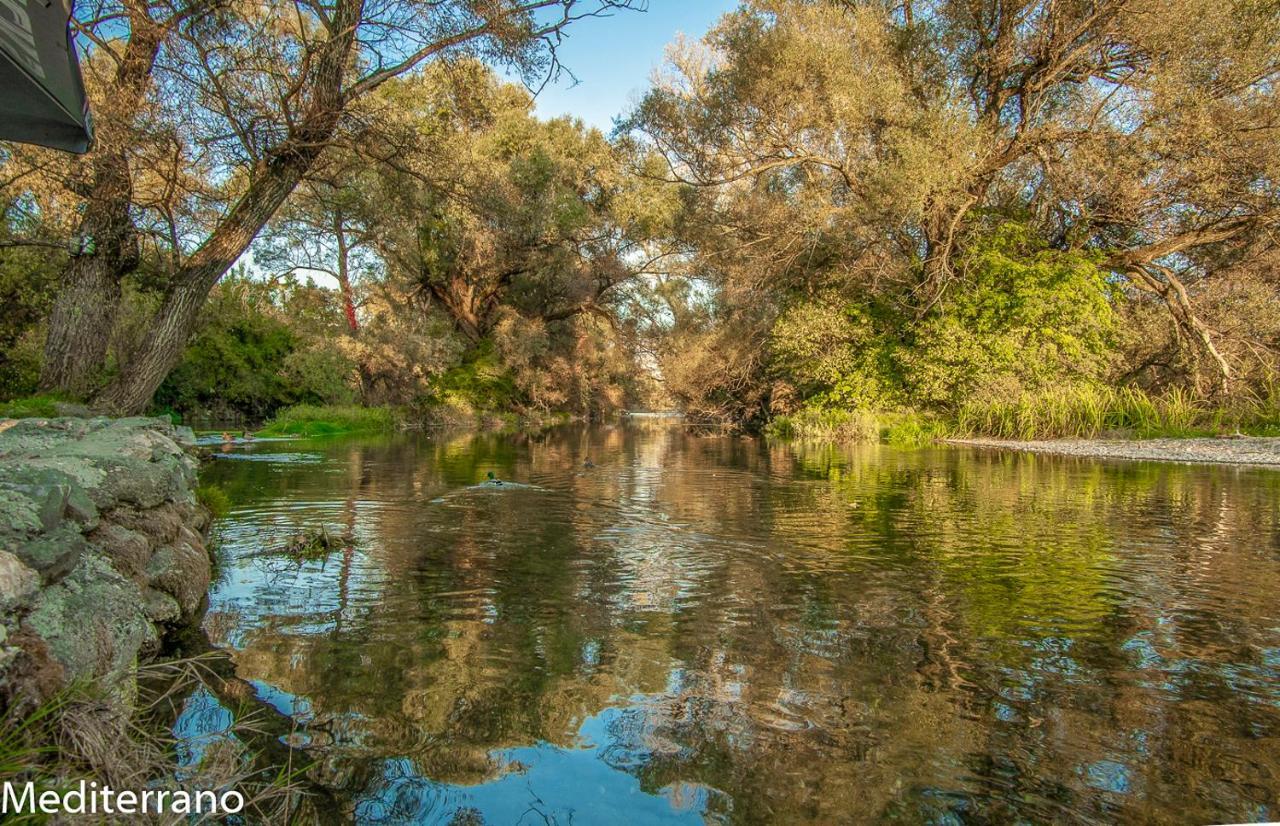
[{"x1": 0, "y1": 416, "x2": 213, "y2": 710}]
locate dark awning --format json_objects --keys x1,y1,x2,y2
[{"x1": 0, "y1": 0, "x2": 92, "y2": 153}]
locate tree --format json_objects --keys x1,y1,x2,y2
[
  {"x1": 19, "y1": 0, "x2": 641, "y2": 413},
  {"x1": 625, "y1": 0, "x2": 1280, "y2": 408}
]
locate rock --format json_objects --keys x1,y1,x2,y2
[
  {"x1": 145, "y1": 540, "x2": 211, "y2": 619},
  {"x1": 0, "y1": 493, "x2": 43, "y2": 540},
  {"x1": 0, "y1": 467, "x2": 99, "y2": 533},
  {"x1": 89, "y1": 522, "x2": 152, "y2": 580},
  {"x1": 24, "y1": 553, "x2": 159, "y2": 685},
  {"x1": 111, "y1": 502, "x2": 184, "y2": 546},
  {"x1": 9, "y1": 525, "x2": 88, "y2": 583},
  {"x1": 0, "y1": 417, "x2": 213, "y2": 713},
  {"x1": 0, "y1": 551, "x2": 39, "y2": 612},
  {"x1": 142, "y1": 588, "x2": 181, "y2": 624}
]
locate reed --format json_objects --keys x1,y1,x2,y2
[{"x1": 950, "y1": 384, "x2": 1273, "y2": 440}]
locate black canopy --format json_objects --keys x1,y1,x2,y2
[{"x1": 0, "y1": 0, "x2": 92, "y2": 153}]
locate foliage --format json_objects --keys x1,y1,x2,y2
[
  {"x1": 256, "y1": 405, "x2": 398, "y2": 437},
  {"x1": 0, "y1": 242, "x2": 61, "y2": 399},
  {"x1": 0, "y1": 394, "x2": 70, "y2": 419},
  {"x1": 195, "y1": 483, "x2": 232, "y2": 520},
  {"x1": 625, "y1": 0, "x2": 1280, "y2": 428},
  {"x1": 953, "y1": 385, "x2": 1280, "y2": 440},
  {"x1": 155, "y1": 275, "x2": 359, "y2": 421},
  {"x1": 901, "y1": 224, "x2": 1118, "y2": 408}
]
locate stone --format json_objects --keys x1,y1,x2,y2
[
  {"x1": 25, "y1": 553, "x2": 158, "y2": 685},
  {"x1": 0, "y1": 416, "x2": 210, "y2": 711},
  {"x1": 142, "y1": 588, "x2": 181, "y2": 624},
  {"x1": 0, "y1": 551, "x2": 39, "y2": 612},
  {"x1": 0, "y1": 466, "x2": 100, "y2": 533},
  {"x1": 111, "y1": 503, "x2": 183, "y2": 546},
  {"x1": 89, "y1": 522, "x2": 152, "y2": 580},
  {"x1": 9, "y1": 525, "x2": 88, "y2": 583},
  {"x1": 145, "y1": 540, "x2": 210, "y2": 619}
]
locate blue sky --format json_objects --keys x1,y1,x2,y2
[{"x1": 521, "y1": 1, "x2": 738, "y2": 132}]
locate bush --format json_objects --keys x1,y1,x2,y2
[
  {"x1": 901, "y1": 223, "x2": 1117, "y2": 407},
  {"x1": 257, "y1": 404, "x2": 398, "y2": 436},
  {"x1": 0, "y1": 393, "x2": 71, "y2": 418},
  {"x1": 195, "y1": 483, "x2": 233, "y2": 519}
]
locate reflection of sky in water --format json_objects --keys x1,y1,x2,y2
[
  {"x1": 174, "y1": 429, "x2": 1280, "y2": 824},
  {"x1": 353, "y1": 708, "x2": 712, "y2": 825}
]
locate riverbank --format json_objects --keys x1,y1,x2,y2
[
  {"x1": 953, "y1": 435, "x2": 1280, "y2": 467},
  {"x1": 0, "y1": 416, "x2": 213, "y2": 709}
]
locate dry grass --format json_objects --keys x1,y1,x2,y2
[{"x1": 0, "y1": 653, "x2": 330, "y2": 824}]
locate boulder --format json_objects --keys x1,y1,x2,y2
[
  {"x1": 89, "y1": 522, "x2": 152, "y2": 581},
  {"x1": 24, "y1": 553, "x2": 159, "y2": 685},
  {"x1": 145, "y1": 539, "x2": 211, "y2": 619},
  {"x1": 0, "y1": 417, "x2": 214, "y2": 713},
  {"x1": 7, "y1": 525, "x2": 88, "y2": 583},
  {"x1": 0, "y1": 551, "x2": 39, "y2": 613}
]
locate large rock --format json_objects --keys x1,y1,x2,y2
[
  {"x1": 8, "y1": 525, "x2": 88, "y2": 583},
  {"x1": 145, "y1": 539, "x2": 211, "y2": 619},
  {"x1": 89, "y1": 522, "x2": 152, "y2": 580},
  {"x1": 0, "y1": 417, "x2": 213, "y2": 710},
  {"x1": 24, "y1": 553, "x2": 160, "y2": 685},
  {"x1": 0, "y1": 551, "x2": 38, "y2": 613}
]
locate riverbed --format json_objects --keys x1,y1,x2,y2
[{"x1": 183, "y1": 423, "x2": 1280, "y2": 824}]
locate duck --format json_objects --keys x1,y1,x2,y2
[
  {"x1": 486, "y1": 471, "x2": 503, "y2": 486},
  {"x1": 583, "y1": 459, "x2": 596, "y2": 469}
]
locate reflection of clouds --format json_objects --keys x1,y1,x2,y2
[{"x1": 182, "y1": 428, "x2": 1280, "y2": 824}]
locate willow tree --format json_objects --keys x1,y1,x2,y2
[
  {"x1": 626, "y1": 0, "x2": 1280, "y2": 397},
  {"x1": 359, "y1": 64, "x2": 672, "y2": 341},
  {"x1": 25, "y1": 0, "x2": 640, "y2": 413}
]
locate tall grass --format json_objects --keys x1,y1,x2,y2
[
  {"x1": 766, "y1": 408, "x2": 948, "y2": 446},
  {"x1": 0, "y1": 394, "x2": 74, "y2": 419},
  {"x1": 953, "y1": 384, "x2": 1280, "y2": 440},
  {"x1": 767, "y1": 384, "x2": 1280, "y2": 445},
  {"x1": 256, "y1": 404, "x2": 397, "y2": 436}
]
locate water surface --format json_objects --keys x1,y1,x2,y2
[{"x1": 184, "y1": 424, "x2": 1280, "y2": 824}]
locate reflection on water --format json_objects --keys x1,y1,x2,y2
[{"x1": 184, "y1": 424, "x2": 1280, "y2": 824}]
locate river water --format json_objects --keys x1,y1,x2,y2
[{"x1": 182, "y1": 423, "x2": 1280, "y2": 824}]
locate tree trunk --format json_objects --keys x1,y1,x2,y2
[
  {"x1": 92, "y1": 0, "x2": 365, "y2": 415},
  {"x1": 39, "y1": 10, "x2": 165, "y2": 397},
  {"x1": 335, "y1": 212, "x2": 359, "y2": 332},
  {"x1": 39, "y1": 196, "x2": 135, "y2": 396},
  {"x1": 94, "y1": 164, "x2": 308, "y2": 414}
]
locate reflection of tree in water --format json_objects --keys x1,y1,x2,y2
[{"x1": 195, "y1": 428, "x2": 1280, "y2": 823}]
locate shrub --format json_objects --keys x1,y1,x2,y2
[{"x1": 257, "y1": 404, "x2": 397, "y2": 436}]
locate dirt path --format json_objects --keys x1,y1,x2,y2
[{"x1": 950, "y1": 436, "x2": 1280, "y2": 467}]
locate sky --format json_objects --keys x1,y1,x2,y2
[{"x1": 518, "y1": 0, "x2": 738, "y2": 132}]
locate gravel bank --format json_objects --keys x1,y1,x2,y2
[{"x1": 951, "y1": 436, "x2": 1280, "y2": 467}]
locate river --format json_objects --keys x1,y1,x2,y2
[{"x1": 182, "y1": 422, "x2": 1280, "y2": 824}]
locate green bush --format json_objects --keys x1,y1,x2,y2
[
  {"x1": 0, "y1": 393, "x2": 71, "y2": 418},
  {"x1": 257, "y1": 404, "x2": 397, "y2": 436},
  {"x1": 421, "y1": 341, "x2": 519, "y2": 413},
  {"x1": 900, "y1": 223, "x2": 1117, "y2": 408},
  {"x1": 155, "y1": 278, "x2": 359, "y2": 421}
]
